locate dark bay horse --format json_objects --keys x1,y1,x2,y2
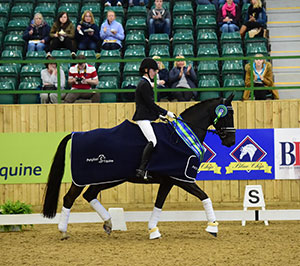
[{"x1": 43, "y1": 95, "x2": 236, "y2": 240}]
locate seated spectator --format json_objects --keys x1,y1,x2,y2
[
  {"x1": 152, "y1": 55, "x2": 169, "y2": 100},
  {"x1": 40, "y1": 56, "x2": 66, "y2": 104},
  {"x1": 129, "y1": 0, "x2": 149, "y2": 7},
  {"x1": 100, "y1": 10, "x2": 124, "y2": 50},
  {"x1": 48, "y1": 12, "x2": 76, "y2": 59},
  {"x1": 169, "y1": 55, "x2": 197, "y2": 102},
  {"x1": 240, "y1": 0, "x2": 266, "y2": 38},
  {"x1": 197, "y1": 0, "x2": 219, "y2": 10},
  {"x1": 218, "y1": 0, "x2": 241, "y2": 33},
  {"x1": 23, "y1": 13, "x2": 50, "y2": 52},
  {"x1": 104, "y1": 0, "x2": 123, "y2": 7},
  {"x1": 76, "y1": 11, "x2": 100, "y2": 51},
  {"x1": 64, "y1": 55, "x2": 100, "y2": 103},
  {"x1": 147, "y1": 0, "x2": 171, "y2": 37},
  {"x1": 243, "y1": 54, "x2": 279, "y2": 100}
]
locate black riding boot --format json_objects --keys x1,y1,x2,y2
[{"x1": 136, "y1": 141, "x2": 154, "y2": 179}]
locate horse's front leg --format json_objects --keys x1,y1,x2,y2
[
  {"x1": 175, "y1": 181, "x2": 218, "y2": 237},
  {"x1": 58, "y1": 183, "x2": 84, "y2": 240},
  {"x1": 149, "y1": 179, "x2": 174, "y2": 240}
]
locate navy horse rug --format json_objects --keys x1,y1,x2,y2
[{"x1": 71, "y1": 120, "x2": 202, "y2": 186}]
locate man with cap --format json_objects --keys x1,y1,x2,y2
[{"x1": 133, "y1": 58, "x2": 176, "y2": 180}]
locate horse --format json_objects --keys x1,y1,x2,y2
[
  {"x1": 42, "y1": 94, "x2": 236, "y2": 240},
  {"x1": 240, "y1": 144, "x2": 257, "y2": 161}
]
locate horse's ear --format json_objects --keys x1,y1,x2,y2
[{"x1": 225, "y1": 93, "x2": 234, "y2": 104}]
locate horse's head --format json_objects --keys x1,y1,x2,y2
[{"x1": 212, "y1": 94, "x2": 236, "y2": 147}]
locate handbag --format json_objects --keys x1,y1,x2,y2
[{"x1": 42, "y1": 84, "x2": 57, "y2": 90}]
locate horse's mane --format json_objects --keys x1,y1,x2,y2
[{"x1": 180, "y1": 97, "x2": 222, "y2": 117}]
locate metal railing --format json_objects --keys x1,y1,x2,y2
[{"x1": 0, "y1": 55, "x2": 299, "y2": 103}]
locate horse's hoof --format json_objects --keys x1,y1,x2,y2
[
  {"x1": 205, "y1": 221, "x2": 218, "y2": 238},
  {"x1": 103, "y1": 218, "x2": 112, "y2": 235},
  {"x1": 61, "y1": 232, "x2": 70, "y2": 240},
  {"x1": 149, "y1": 227, "x2": 161, "y2": 240}
]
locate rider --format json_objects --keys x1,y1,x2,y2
[{"x1": 133, "y1": 57, "x2": 176, "y2": 179}]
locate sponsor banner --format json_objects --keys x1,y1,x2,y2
[
  {"x1": 197, "y1": 129, "x2": 275, "y2": 180},
  {"x1": 274, "y1": 128, "x2": 300, "y2": 179},
  {"x1": 0, "y1": 133, "x2": 71, "y2": 184}
]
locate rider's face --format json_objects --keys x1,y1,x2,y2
[{"x1": 148, "y1": 69, "x2": 158, "y2": 79}]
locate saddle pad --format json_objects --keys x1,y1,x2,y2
[{"x1": 71, "y1": 120, "x2": 200, "y2": 186}]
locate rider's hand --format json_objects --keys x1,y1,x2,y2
[{"x1": 167, "y1": 111, "x2": 176, "y2": 119}]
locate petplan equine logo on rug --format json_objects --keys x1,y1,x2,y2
[
  {"x1": 227, "y1": 135, "x2": 271, "y2": 174},
  {"x1": 198, "y1": 143, "x2": 221, "y2": 174},
  {"x1": 86, "y1": 154, "x2": 114, "y2": 164}
]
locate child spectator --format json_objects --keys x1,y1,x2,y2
[
  {"x1": 23, "y1": 13, "x2": 50, "y2": 52},
  {"x1": 100, "y1": 10, "x2": 124, "y2": 50},
  {"x1": 218, "y1": 0, "x2": 241, "y2": 33},
  {"x1": 147, "y1": 0, "x2": 171, "y2": 37},
  {"x1": 48, "y1": 12, "x2": 76, "y2": 59},
  {"x1": 76, "y1": 11, "x2": 100, "y2": 51}
]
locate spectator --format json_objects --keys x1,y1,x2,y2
[
  {"x1": 22, "y1": 13, "x2": 50, "y2": 52},
  {"x1": 152, "y1": 55, "x2": 169, "y2": 101},
  {"x1": 64, "y1": 55, "x2": 100, "y2": 103},
  {"x1": 243, "y1": 54, "x2": 279, "y2": 100},
  {"x1": 169, "y1": 55, "x2": 197, "y2": 102},
  {"x1": 48, "y1": 12, "x2": 76, "y2": 59},
  {"x1": 218, "y1": 0, "x2": 241, "y2": 33},
  {"x1": 147, "y1": 0, "x2": 171, "y2": 37},
  {"x1": 100, "y1": 10, "x2": 124, "y2": 50},
  {"x1": 129, "y1": 0, "x2": 149, "y2": 7},
  {"x1": 197, "y1": 0, "x2": 219, "y2": 10},
  {"x1": 104, "y1": 0, "x2": 123, "y2": 7},
  {"x1": 40, "y1": 56, "x2": 66, "y2": 104},
  {"x1": 76, "y1": 11, "x2": 100, "y2": 51},
  {"x1": 240, "y1": 0, "x2": 267, "y2": 38}
]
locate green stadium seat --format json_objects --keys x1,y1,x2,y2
[
  {"x1": 14, "y1": 0, "x2": 35, "y2": 3},
  {"x1": 52, "y1": 49, "x2": 71, "y2": 59},
  {"x1": 1, "y1": 49, "x2": 22, "y2": 60},
  {"x1": 223, "y1": 78, "x2": 245, "y2": 100},
  {"x1": 222, "y1": 60, "x2": 244, "y2": 75},
  {"x1": 173, "y1": 31, "x2": 194, "y2": 46},
  {"x1": 7, "y1": 19, "x2": 30, "y2": 32},
  {"x1": 127, "y1": 6, "x2": 147, "y2": 18},
  {"x1": 34, "y1": 5, "x2": 56, "y2": 18},
  {"x1": 57, "y1": 5, "x2": 79, "y2": 18},
  {"x1": 26, "y1": 50, "x2": 47, "y2": 60},
  {"x1": 0, "y1": 17, "x2": 8, "y2": 33},
  {"x1": 149, "y1": 45, "x2": 170, "y2": 58},
  {"x1": 60, "y1": 0, "x2": 81, "y2": 3},
  {"x1": 244, "y1": 32, "x2": 268, "y2": 45},
  {"x1": 125, "y1": 18, "x2": 147, "y2": 31},
  {"x1": 198, "y1": 75, "x2": 221, "y2": 101},
  {"x1": 18, "y1": 81, "x2": 40, "y2": 104},
  {"x1": 149, "y1": 33, "x2": 170, "y2": 46},
  {"x1": 96, "y1": 80, "x2": 118, "y2": 103},
  {"x1": 81, "y1": 4, "x2": 102, "y2": 17},
  {"x1": 196, "y1": 4, "x2": 216, "y2": 16},
  {"x1": 246, "y1": 42, "x2": 268, "y2": 56},
  {"x1": 173, "y1": 44, "x2": 194, "y2": 57},
  {"x1": 221, "y1": 44, "x2": 243, "y2": 57},
  {"x1": 0, "y1": 81, "x2": 16, "y2": 104},
  {"x1": 123, "y1": 62, "x2": 140, "y2": 78},
  {"x1": 124, "y1": 47, "x2": 146, "y2": 59},
  {"x1": 173, "y1": 17, "x2": 193, "y2": 32},
  {"x1": 242, "y1": 3, "x2": 251, "y2": 23},
  {"x1": 125, "y1": 33, "x2": 146, "y2": 47},
  {"x1": 173, "y1": 2, "x2": 194, "y2": 17},
  {"x1": 197, "y1": 44, "x2": 219, "y2": 57},
  {"x1": 37, "y1": 0, "x2": 59, "y2": 3},
  {"x1": 4, "y1": 35, "x2": 25, "y2": 50},
  {"x1": 98, "y1": 63, "x2": 120, "y2": 78},
  {"x1": 197, "y1": 32, "x2": 218, "y2": 45},
  {"x1": 196, "y1": 17, "x2": 217, "y2": 31},
  {"x1": 197, "y1": 60, "x2": 219, "y2": 76},
  {"x1": 20, "y1": 64, "x2": 44, "y2": 80},
  {"x1": 10, "y1": 6, "x2": 32, "y2": 19},
  {"x1": 104, "y1": 6, "x2": 124, "y2": 19},
  {"x1": 120, "y1": 76, "x2": 140, "y2": 102},
  {"x1": 0, "y1": 3, "x2": 9, "y2": 18},
  {"x1": 220, "y1": 32, "x2": 242, "y2": 45},
  {"x1": 76, "y1": 50, "x2": 96, "y2": 60},
  {"x1": 100, "y1": 49, "x2": 121, "y2": 59}
]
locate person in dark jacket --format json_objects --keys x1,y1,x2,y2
[
  {"x1": 75, "y1": 10, "x2": 100, "y2": 51},
  {"x1": 169, "y1": 55, "x2": 197, "y2": 101},
  {"x1": 217, "y1": 0, "x2": 241, "y2": 33},
  {"x1": 152, "y1": 55, "x2": 170, "y2": 101},
  {"x1": 23, "y1": 13, "x2": 50, "y2": 52},
  {"x1": 133, "y1": 58, "x2": 175, "y2": 180}
]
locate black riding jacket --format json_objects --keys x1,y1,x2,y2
[{"x1": 132, "y1": 77, "x2": 167, "y2": 121}]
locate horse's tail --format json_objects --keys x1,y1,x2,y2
[{"x1": 42, "y1": 134, "x2": 72, "y2": 218}]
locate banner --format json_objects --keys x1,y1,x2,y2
[
  {"x1": 196, "y1": 129, "x2": 275, "y2": 180},
  {"x1": 0, "y1": 133, "x2": 71, "y2": 184}
]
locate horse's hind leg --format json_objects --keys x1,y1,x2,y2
[
  {"x1": 58, "y1": 183, "x2": 84, "y2": 239},
  {"x1": 175, "y1": 181, "x2": 218, "y2": 237},
  {"x1": 83, "y1": 182, "x2": 123, "y2": 235}
]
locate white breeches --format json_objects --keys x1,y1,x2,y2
[{"x1": 136, "y1": 120, "x2": 157, "y2": 147}]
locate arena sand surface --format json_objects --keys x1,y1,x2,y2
[{"x1": 0, "y1": 221, "x2": 299, "y2": 266}]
